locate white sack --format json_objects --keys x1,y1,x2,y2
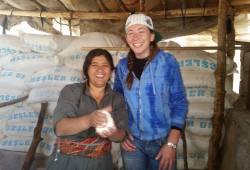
[
  {"x1": 186, "y1": 117, "x2": 212, "y2": 136},
  {"x1": 188, "y1": 103, "x2": 214, "y2": 119},
  {"x1": 158, "y1": 40, "x2": 181, "y2": 47},
  {"x1": 177, "y1": 135, "x2": 210, "y2": 153},
  {"x1": 0, "y1": 89, "x2": 28, "y2": 104},
  {"x1": 27, "y1": 87, "x2": 63, "y2": 103},
  {"x1": 186, "y1": 87, "x2": 215, "y2": 103},
  {"x1": 181, "y1": 70, "x2": 215, "y2": 88},
  {"x1": 63, "y1": 50, "x2": 125, "y2": 70},
  {"x1": 5, "y1": 105, "x2": 52, "y2": 124},
  {"x1": 58, "y1": 32, "x2": 125, "y2": 65},
  {"x1": 0, "y1": 135, "x2": 55, "y2": 156},
  {"x1": 27, "y1": 66, "x2": 83, "y2": 88},
  {"x1": 0, "y1": 70, "x2": 31, "y2": 90},
  {"x1": 20, "y1": 33, "x2": 74, "y2": 54},
  {"x1": 30, "y1": 102, "x2": 57, "y2": 115},
  {"x1": 169, "y1": 50, "x2": 217, "y2": 72},
  {"x1": 0, "y1": 53, "x2": 13, "y2": 68},
  {"x1": 0, "y1": 35, "x2": 31, "y2": 56},
  {"x1": 3, "y1": 122, "x2": 55, "y2": 139},
  {"x1": 0, "y1": 106, "x2": 13, "y2": 131},
  {"x1": 169, "y1": 50, "x2": 236, "y2": 74},
  {"x1": 62, "y1": 50, "x2": 88, "y2": 70},
  {"x1": 0, "y1": 106, "x2": 14, "y2": 121},
  {"x1": 177, "y1": 151, "x2": 208, "y2": 170},
  {"x1": 3, "y1": 52, "x2": 57, "y2": 72}
]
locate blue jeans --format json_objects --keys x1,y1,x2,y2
[{"x1": 121, "y1": 136, "x2": 176, "y2": 170}]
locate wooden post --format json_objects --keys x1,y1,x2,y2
[
  {"x1": 22, "y1": 103, "x2": 48, "y2": 170},
  {"x1": 181, "y1": 124, "x2": 188, "y2": 170},
  {"x1": 207, "y1": 0, "x2": 227, "y2": 170},
  {"x1": 239, "y1": 44, "x2": 250, "y2": 109},
  {"x1": 225, "y1": 13, "x2": 235, "y2": 93}
]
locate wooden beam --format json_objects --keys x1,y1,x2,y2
[
  {"x1": 231, "y1": 0, "x2": 250, "y2": 6},
  {"x1": 148, "y1": 7, "x2": 218, "y2": 18},
  {"x1": 207, "y1": 0, "x2": 227, "y2": 169},
  {"x1": 0, "y1": 7, "x2": 221, "y2": 19},
  {"x1": 0, "y1": 8, "x2": 218, "y2": 20},
  {"x1": 234, "y1": 6, "x2": 250, "y2": 15},
  {"x1": 0, "y1": 5, "x2": 248, "y2": 20},
  {"x1": 81, "y1": 46, "x2": 242, "y2": 51},
  {"x1": 0, "y1": 9, "x2": 129, "y2": 19}
]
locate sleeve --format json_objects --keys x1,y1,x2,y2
[
  {"x1": 53, "y1": 85, "x2": 79, "y2": 129},
  {"x1": 169, "y1": 57, "x2": 188, "y2": 130},
  {"x1": 113, "y1": 62, "x2": 124, "y2": 96},
  {"x1": 112, "y1": 93, "x2": 128, "y2": 130}
]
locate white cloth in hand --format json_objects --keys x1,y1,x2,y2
[{"x1": 96, "y1": 110, "x2": 116, "y2": 136}]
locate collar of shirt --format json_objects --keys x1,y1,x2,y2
[{"x1": 83, "y1": 82, "x2": 112, "y2": 97}]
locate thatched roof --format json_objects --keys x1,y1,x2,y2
[{"x1": 0, "y1": 0, "x2": 250, "y2": 39}]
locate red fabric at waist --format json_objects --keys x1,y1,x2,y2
[{"x1": 57, "y1": 136, "x2": 111, "y2": 158}]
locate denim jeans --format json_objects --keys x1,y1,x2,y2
[{"x1": 121, "y1": 136, "x2": 176, "y2": 170}]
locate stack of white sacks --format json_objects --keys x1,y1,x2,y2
[
  {"x1": 0, "y1": 34, "x2": 63, "y2": 156},
  {"x1": 163, "y1": 42, "x2": 236, "y2": 169},
  {"x1": 0, "y1": 33, "x2": 125, "y2": 159}
]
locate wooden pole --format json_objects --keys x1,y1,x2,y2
[
  {"x1": 226, "y1": 14, "x2": 236, "y2": 98},
  {"x1": 207, "y1": 0, "x2": 227, "y2": 169},
  {"x1": 0, "y1": 95, "x2": 28, "y2": 108},
  {"x1": 22, "y1": 102, "x2": 48, "y2": 170},
  {"x1": 181, "y1": 124, "x2": 188, "y2": 170},
  {"x1": 239, "y1": 43, "x2": 250, "y2": 109}
]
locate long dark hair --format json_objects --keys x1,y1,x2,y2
[
  {"x1": 83, "y1": 48, "x2": 115, "y2": 81},
  {"x1": 126, "y1": 31, "x2": 160, "y2": 89}
]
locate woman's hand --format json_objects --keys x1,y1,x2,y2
[
  {"x1": 89, "y1": 106, "x2": 112, "y2": 128},
  {"x1": 155, "y1": 144, "x2": 176, "y2": 170},
  {"x1": 89, "y1": 110, "x2": 107, "y2": 128},
  {"x1": 121, "y1": 133, "x2": 136, "y2": 151}
]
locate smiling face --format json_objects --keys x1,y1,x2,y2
[
  {"x1": 87, "y1": 55, "x2": 112, "y2": 88},
  {"x1": 126, "y1": 24, "x2": 155, "y2": 59}
]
